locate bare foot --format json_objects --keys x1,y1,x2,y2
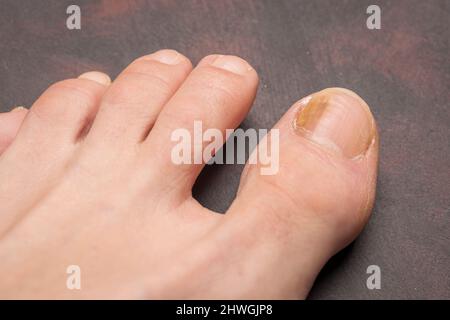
[{"x1": 0, "y1": 50, "x2": 378, "y2": 299}]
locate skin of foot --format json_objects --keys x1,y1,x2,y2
[{"x1": 0, "y1": 50, "x2": 378, "y2": 299}]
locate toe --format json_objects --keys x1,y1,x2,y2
[
  {"x1": 223, "y1": 88, "x2": 378, "y2": 298},
  {"x1": 0, "y1": 107, "x2": 27, "y2": 155},
  {"x1": 142, "y1": 54, "x2": 259, "y2": 196},
  {"x1": 13, "y1": 73, "x2": 109, "y2": 147},
  {"x1": 86, "y1": 49, "x2": 192, "y2": 145},
  {"x1": 0, "y1": 75, "x2": 109, "y2": 235}
]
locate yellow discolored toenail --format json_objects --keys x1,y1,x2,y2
[{"x1": 294, "y1": 88, "x2": 376, "y2": 159}]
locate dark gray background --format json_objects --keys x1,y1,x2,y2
[{"x1": 0, "y1": 0, "x2": 449, "y2": 299}]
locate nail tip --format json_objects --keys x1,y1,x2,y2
[
  {"x1": 78, "y1": 71, "x2": 111, "y2": 85},
  {"x1": 10, "y1": 106, "x2": 27, "y2": 114}
]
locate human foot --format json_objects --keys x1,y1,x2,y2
[{"x1": 0, "y1": 50, "x2": 378, "y2": 299}]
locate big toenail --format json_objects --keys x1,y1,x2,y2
[
  {"x1": 78, "y1": 71, "x2": 111, "y2": 86},
  {"x1": 211, "y1": 55, "x2": 252, "y2": 75},
  {"x1": 149, "y1": 49, "x2": 183, "y2": 65},
  {"x1": 294, "y1": 88, "x2": 376, "y2": 159}
]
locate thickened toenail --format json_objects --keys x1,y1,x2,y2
[{"x1": 294, "y1": 88, "x2": 376, "y2": 159}]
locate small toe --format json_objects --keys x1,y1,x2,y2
[
  {"x1": 86, "y1": 49, "x2": 193, "y2": 146},
  {"x1": 13, "y1": 73, "x2": 109, "y2": 148},
  {"x1": 143, "y1": 54, "x2": 259, "y2": 196}
]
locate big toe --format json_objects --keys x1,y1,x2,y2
[{"x1": 224, "y1": 88, "x2": 379, "y2": 298}]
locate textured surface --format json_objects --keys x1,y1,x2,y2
[{"x1": 0, "y1": 0, "x2": 449, "y2": 299}]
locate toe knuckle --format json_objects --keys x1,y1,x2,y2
[
  {"x1": 47, "y1": 79, "x2": 99, "y2": 103},
  {"x1": 32, "y1": 80, "x2": 100, "y2": 119}
]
